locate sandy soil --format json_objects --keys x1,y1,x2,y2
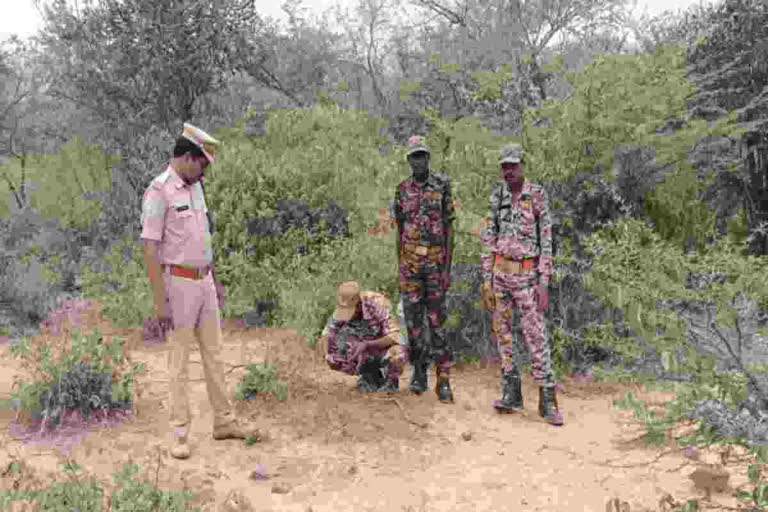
[{"x1": 0, "y1": 312, "x2": 762, "y2": 512}]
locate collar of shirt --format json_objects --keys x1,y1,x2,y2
[
  {"x1": 408, "y1": 172, "x2": 435, "y2": 188},
  {"x1": 503, "y1": 180, "x2": 531, "y2": 195}
]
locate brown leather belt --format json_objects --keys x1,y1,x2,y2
[
  {"x1": 164, "y1": 264, "x2": 211, "y2": 280},
  {"x1": 493, "y1": 255, "x2": 536, "y2": 274},
  {"x1": 403, "y1": 243, "x2": 441, "y2": 256}
]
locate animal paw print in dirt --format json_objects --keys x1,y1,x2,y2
[{"x1": 220, "y1": 489, "x2": 254, "y2": 512}]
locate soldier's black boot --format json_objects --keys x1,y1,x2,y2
[
  {"x1": 493, "y1": 368, "x2": 523, "y2": 413},
  {"x1": 409, "y1": 349, "x2": 428, "y2": 394},
  {"x1": 377, "y1": 379, "x2": 399, "y2": 393},
  {"x1": 539, "y1": 385, "x2": 564, "y2": 426},
  {"x1": 358, "y1": 356, "x2": 386, "y2": 392},
  {"x1": 435, "y1": 367, "x2": 454, "y2": 403}
]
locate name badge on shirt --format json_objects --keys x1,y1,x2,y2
[{"x1": 495, "y1": 254, "x2": 503, "y2": 265}]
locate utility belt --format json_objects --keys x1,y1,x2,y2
[
  {"x1": 163, "y1": 264, "x2": 211, "y2": 280},
  {"x1": 402, "y1": 243, "x2": 443, "y2": 257},
  {"x1": 492, "y1": 255, "x2": 538, "y2": 275},
  {"x1": 401, "y1": 243, "x2": 444, "y2": 266}
]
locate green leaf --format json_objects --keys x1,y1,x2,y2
[
  {"x1": 748, "y1": 463, "x2": 760, "y2": 484},
  {"x1": 758, "y1": 482, "x2": 768, "y2": 507}
]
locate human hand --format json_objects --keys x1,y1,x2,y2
[
  {"x1": 481, "y1": 282, "x2": 495, "y2": 310},
  {"x1": 350, "y1": 341, "x2": 373, "y2": 370},
  {"x1": 536, "y1": 284, "x2": 549, "y2": 311},
  {"x1": 214, "y1": 279, "x2": 226, "y2": 311},
  {"x1": 144, "y1": 306, "x2": 173, "y2": 344},
  {"x1": 153, "y1": 300, "x2": 173, "y2": 327}
]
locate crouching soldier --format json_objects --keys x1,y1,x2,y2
[{"x1": 318, "y1": 282, "x2": 409, "y2": 392}]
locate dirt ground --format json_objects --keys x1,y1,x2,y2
[{"x1": 0, "y1": 311, "x2": 763, "y2": 512}]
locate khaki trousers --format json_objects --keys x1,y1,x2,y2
[{"x1": 163, "y1": 268, "x2": 233, "y2": 429}]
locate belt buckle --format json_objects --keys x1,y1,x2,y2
[
  {"x1": 522, "y1": 258, "x2": 533, "y2": 273},
  {"x1": 416, "y1": 246, "x2": 428, "y2": 256}
]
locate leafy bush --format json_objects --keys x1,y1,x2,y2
[
  {"x1": 111, "y1": 463, "x2": 199, "y2": 512},
  {"x1": 0, "y1": 249, "x2": 54, "y2": 329},
  {"x1": 235, "y1": 363, "x2": 288, "y2": 402},
  {"x1": 0, "y1": 461, "x2": 201, "y2": 512},
  {"x1": 9, "y1": 328, "x2": 145, "y2": 431},
  {"x1": 80, "y1": 237, "x2": 154, "y2": 330}
]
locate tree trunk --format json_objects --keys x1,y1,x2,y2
[{"x1": 743, "y1": 132, "x2": 768, "y2": 256}]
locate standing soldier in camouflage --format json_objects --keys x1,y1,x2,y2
[
  {"x1": 480, "y1": 144, "x2": 563, "y2": 426},
  {"x1": 392, "y1": 136, "x2": 455, "y2": 403}
]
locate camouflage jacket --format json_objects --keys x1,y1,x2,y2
[
  {"x1": 391, "y1": 172, "x2": 454, "y2": 288},
  {"x1": 481, "y1": 181, "x2": 553, "y2": 284},
  {"x1": 322, "y1": 291, "x2": 405, "y2": 374}
]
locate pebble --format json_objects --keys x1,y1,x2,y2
[{"x1": 461, "y1": 431, "x2": 472, "y2": 441}]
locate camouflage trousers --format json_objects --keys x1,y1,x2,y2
[
  {"x1": 399, "y1": 260, "x2": 451, "y2": 375},
  {"x1": 491, "y1": 271, "x2": 553, "y2": 386}
]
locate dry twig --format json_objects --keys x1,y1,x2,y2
[
  {"x1": 373, "y1": 397, "x2": 428, "y2": 429},
  {"x1": 599, "y1": 446, "x2": 688, "y2": 468}
]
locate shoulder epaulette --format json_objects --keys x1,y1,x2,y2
[{"x1": 151, "y1": 169, "x2": 171, "y2": 188}]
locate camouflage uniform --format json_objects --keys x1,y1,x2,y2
[
  {"x1": 322, "y1": 291, "x2": 408, "y2": 391},
  {"x1": 482, "y1": 144, "x2": 560, "y2": 424},
  {"x1": 392, "y1": 137, "x2": 455, "y2": 401},
  {"x1": 482, "y1": 181, "x2": 553, "y2": 383}
]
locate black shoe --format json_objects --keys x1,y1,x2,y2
[
  {"x1": 436, "y1": 378, "x2": 453, "y2": 403},
  {"x1": 493, "y1": 369, "x2": 523, "y2": 412},
  {"x1": 539, "y1": 385, "x2": 560, "y2": 421},
  {"x1": 377, "y1": 380, "x2": 399, "y2": 393},
  {"x1": 358, "y1": 374, "x2": 380, "y2": 392},
  {"x1": 410, "y1": 366, "x2": 428, "y2": 393},
  {"x1": 409, "y1": 353, "x2": 429, "y2": 394},
  {"x1": 358, "y1": 356, "x2": 386, "y2": 392}
]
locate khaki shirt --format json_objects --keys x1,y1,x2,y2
[{"x1": 140, "y1": 165, "x2": 214, "y2": 267}]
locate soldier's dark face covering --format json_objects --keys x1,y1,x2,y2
[
  {"x1": 409, "y1": 152, "x2": 430, "y2": 182},
  {"x1": 502, "y1": 162, "x2": 523, "y2": 188}
]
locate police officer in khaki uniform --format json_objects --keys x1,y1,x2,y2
[{"x1": 141, "y1": 123, "x2": 262, "y2": 459}]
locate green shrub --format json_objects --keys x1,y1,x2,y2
[
  {"x1": 111, "y1": 463, "x2": 199, "y2": 512},
  {"x1": 235, "y1": 363, "x2": 288, "y2": 402},
  {"x1": 0, "y1": 462, "x2": 201, "y2": 512},
  {"x1": 9, "y1": 329, "x2": 145, "y2": 430},
  {"x1": 80, "y1": 237, "x2": 153, "y2": 330}
]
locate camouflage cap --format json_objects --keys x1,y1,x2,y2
[
  {"x1": 337, "y1": 281, "x2": 361, "y2": 320},
  {"x1": 406, "y1": 135, "x2": 430, "y2": 160},
  {"x1": 182, "y1": 123, "x2": 219, "y2": 165},
  {"x1": 500, "y1": 144, "x2": 523, "y2": 164}
]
